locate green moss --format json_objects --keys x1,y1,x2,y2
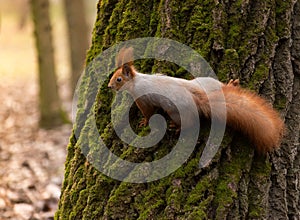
[
  {"x1": 183, "y1": 174, "x2": 216, "y2": 219},
  {"x1": 223, "y1": 0, "x2": 246, "y2": 49},
  {"x1": 86, "y1": 0, "x2": 120, "y2": 64},
  {"x1": 148, "y1": 1, "x2": 160, "y2": 36},
  {"x1": 72, "y1": 189, "x2": 89, "y2": 219},
  {"x1": 214, "y1": 142, "x2": 253, "y2": 218},
  {"x1": 115, "y1": 0, "x2": 155, "y2": 41},
  {"x1": 94, "y1": 84, "x2": 114, "y2": 134},
  {"x1": 217, "y1": 49, "x2": 240, "y2": 82},
  {"x1": 274, "y1": 95, "x2": 287, "y2": 110},
  {"x1": 136, "y1": 180, "x2": 169, "y2": 219},
  {"x1": 186, "y1": 177, "x2": 212, "y2": 205},
  {"x1": 248, "y1": 155, "x2": 271, "y2": 218},
  {"x1": 229, "y1": 1, "x2": 274, "y2": 70},
  {"x1": 137, "y1": 199, "x2": 165, "y2": 220},
  {"x1": 165, "y1": 185, "x2": 185, "y2": 217},
  {"x1": 185, "y1": 1, "x2": 215, "y2": 59},
  {"x1": 248, "y1": 63, "x2": 269, "y2": 90},
  {"x1": 275, "y1": 0, "x2": 293, "y2": 38},
  {"x1": 81, "y1": 175, "x2": 117, "y2": 219}
]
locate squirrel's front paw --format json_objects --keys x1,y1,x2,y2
[{"x1": 138, "y1": 118, "x2": 148, "y2": 127}]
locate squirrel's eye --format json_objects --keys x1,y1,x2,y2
[{"x1": 117, "y1": 77, "x2": 122, "y2": 82}]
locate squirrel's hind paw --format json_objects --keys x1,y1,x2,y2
[
  {"x1": 169, "y1": 121, "x2": 181, "y2": 135},
  {"x1": 227, "y1": 79, "x2": 240, "y2": 87},
  {"x1": 169, "y1": 121, "x2": 177, "y2": 129}
]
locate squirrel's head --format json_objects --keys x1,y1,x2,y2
[
  {"x1": 108, "y1": 47, "x2": 135, "y2": 91},
  {"x1": 108, "y1": 63, "x2": 135, "y2": 91}
]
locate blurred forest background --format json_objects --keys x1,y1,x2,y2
[{"x1": 0, "y1": 0, "x2": 97, "y2": 219}]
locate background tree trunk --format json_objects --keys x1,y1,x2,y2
[
  {"x1": 30, "y1": 0, "x2": 65, "y2": 128},
  {"x1": 63, "y1": 0, "x2": 90, "y2": 95},
  {"x1": 56, "y1": 0, "x2": 299, "y2": 219}
]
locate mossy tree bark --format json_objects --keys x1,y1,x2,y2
[
  {"x1": 30, "y1": 0, "x2": 65, "y2": 128},
  {"x1": 56, "y1": 0, "x2": 299, "y2": 219}
]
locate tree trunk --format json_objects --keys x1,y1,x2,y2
[
  {"x1": 56, "y1": 0, "x2": 299, "y2": 219},
  {"x1": 63, "y1": 0, "x2": 90, "y2": 95},
  {"x1": 30, "y1": 0, "x2": 65, "y2": 128}
]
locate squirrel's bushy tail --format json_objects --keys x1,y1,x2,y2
[{"x1": 193, "y1": 85, "x2": 285, "y2": 153}]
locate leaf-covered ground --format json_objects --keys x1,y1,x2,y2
[{"x1": 0, "y1": 76, "x2": 71, "y2": 219}]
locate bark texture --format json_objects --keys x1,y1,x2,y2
[
  {"x1": 31, "y1": 0, "x2": 65, "y2": 128},
  {"x1": 56, "y1": 0, "x2": 299, "y2": 219},
  {"x1": 63, "y1": 0, "x2": 90, "y2": 94}
]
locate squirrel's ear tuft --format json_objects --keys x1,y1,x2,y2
[
  {"x1": 122, "y1": 63, "x2": 134, "y2": 78},
  {"x1": 116, "y1": 47, "x2": 134, "y2": 67}
]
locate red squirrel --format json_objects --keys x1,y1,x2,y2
[{"x1": 108, "y1": 47, "x2": 285, "y2": 153}]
